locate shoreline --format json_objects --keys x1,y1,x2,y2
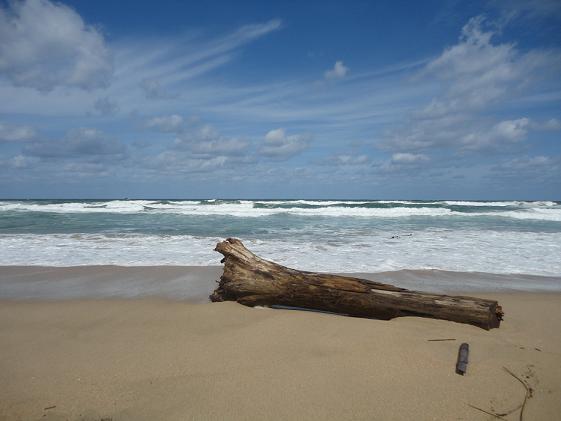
[{"x1": 1, "y1": 265, "x2": 561, "y2": 302}]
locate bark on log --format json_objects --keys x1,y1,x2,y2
[{"x1": 210, "y1": 238, "x2": 503, "y2": 330}]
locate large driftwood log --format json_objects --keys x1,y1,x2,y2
[{"x1": 210, "y1": 238, "x2": 503, "y2": 330}]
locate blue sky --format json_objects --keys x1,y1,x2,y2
[{"x1": 0, "y1": 0, "x2": 560, "y2": 199}]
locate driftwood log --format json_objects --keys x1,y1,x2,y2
[{"x1": 210, "y1": 238, "x2": 503, "y2": 330}]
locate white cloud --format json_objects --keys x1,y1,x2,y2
[
  {"x1": 420, "y1": 16, "x2": 561, "y2": 116},
  {"x1": 461, "y1": 117, "x2": 529, "y2": 150},
  {"x1": 493, "y1": 0, "x2": 561, "y2": 20},
  {"x1": 174, "y1": 124, "x2": 250, "y2": 157},
  {"x1": 0, "y1": 0, "x2": 113, "y2": 92},
  {"x1": 190, "y1": 125, "x2": 249, "y2": 156},
  {"x1": 234, "y1": 19, "x2": 282, "y2": 39},
  {"x1": 385, "y1": 16, "x2": 561, "y2": 155},
  {"x1": 492, "y1": 155, "x2": 560, "y2": 181},
  {"x1": 492, "y1": 118, "x2": 529, "y2": 141},
  {"x1": 511, "y1": 155, "x2": 551, "y2": 167},
  {"x1": 26, "y1": 128, "x2": 126, "y2": 159},
  {"x1": 261, "y1": 128, "x2": 310, "y2": 159},
  {"x1": 422, "y1": 16, "x2": 521, "y2": 113},
  {"x1": 391, "y1": 153, "x2": 429, "y2": 164},
  {"x1": 0, "y1": 17, "x2": 284, "y2": 117},
  {"x1": 115, "y1": 19, "x2": 282, "y2": 99},
  {"x1": 324, "y1": 61, "x2": 349, "y2": 80},
  {"x1": 332, "y1": 154, "x2": 369, "y2": 166},
  {"x1": 534, "y1": 118, "x2": 561, "y2": 131},
  {"x1": 145, "y1": 115, "x2": 185, "y2": 133},
  {"x1": 190, "y1": 138, "x2": 249, "y2": 156},
  {"x1": 264, "y1": 128, "x2": 285, "y2": 143},
  {"x1": 152, "y1": 150, "x2": 241, "y2": 174},
  {"x1": 0, "y1": 122, "x2": 36, "y2": 142}
]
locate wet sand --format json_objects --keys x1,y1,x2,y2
[{"x1": 2, "y1": 265, "x2": 560, "y2": 302}]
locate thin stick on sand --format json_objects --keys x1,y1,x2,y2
[
  {"x1": 467, "y1": 404, "x2": 508, "y2": 420},
  {"x1": 427, "y1": 338, "x2": 456, "y2": 341},
  {"x1": 503, "y1": 367, "x2": 533, "y2": 421}
]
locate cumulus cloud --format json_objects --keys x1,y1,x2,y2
[
  {"x1": 0, "y1": 0, "x2": 112, "y2": 92},
  {"x1": 421, "y1": 16, "x2": 525, "y2": 113},
  {"x1": 191, "y1": 125, "x2": 249, "y2": 156},
  {"x1": 372, "y1": 152, "x2": 433, "y2": 175},
  {"x1": 142, "y1": 116, "x2": 251, "y2": 168},
  {"x1": 461, "y1": 118, "x2": 529, "y2": 150},
  {"x1": 0, "y1": 122, "x2": 36, "y2": 142},
  {"x1": 460, "y1": 117, "x2": 561, "y2": 151},
  {"x1": 153, "y1": 151, "x2": 231, "y2": 173},
  {"x1": 391, "y1": 152, "x2": 429, "y2": 164},
  {"x1": 175, "y1": 124, "x2": 249, "y2": 157},
  {"x1": 25, "y1": 128, "x2": 126, "y2": 159},
  {"x1": 385, "y1": 16, "x2": 561, "y2": 156},
  {"x1": 324, "y1": 61, "x2": 349, "y2": 79},
  {"x1": 150, "y1": 144, "x2": 257, "y2": 176},
  {"x1": 145, "y1": 115, "x2": 185, "y2": 133},
  {"x1": 261, "y1": 128, "x2": 311, "y2": 159},
  {"x1": 493, "y1": 118, "x2": 530, "y2": 140}
]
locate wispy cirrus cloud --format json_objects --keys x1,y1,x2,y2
[
  {"x1": 1, "y1": 1, "x2": 560, "y2": 198},
  {"x1": 492, "y1": 0, "x2": 561, "y2": 20},
  {"x1": 0, "y1": 15, "x2": 283, "y2": 117},
  {"x1": 111, "y1": 19, "x2": 282, "y2": 99}
]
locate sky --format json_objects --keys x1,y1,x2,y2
[{"x1": 0, "y1": 0, "x2": 560, "y2": 199}]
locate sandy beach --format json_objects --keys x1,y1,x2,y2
[
  {"x1": 3, "y1": 0, "x2": 561, "y2": 416},
  {"x1": 1, "y1": 268, "x2": 560, "y2": 420}
]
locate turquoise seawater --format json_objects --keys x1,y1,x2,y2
[{"x1": 1, "y1": 199, "x2": 560, "y2": 276}]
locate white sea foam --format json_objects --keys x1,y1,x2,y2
[
  {"x1": 1, "y1": 230, "x2": 560, "y2": 276},
  {"x1": 0, "y1": 200, "x2": 155, "y2": 213},
  {"x1": 474, "y1": 208, "x2": 561, "y2": 221},
  {"x1": 444, "y1": 200, "x2": 557, "y2": 207},
  {"x1": 1, "y1": 200, "x2": 560, "y2": 221}
]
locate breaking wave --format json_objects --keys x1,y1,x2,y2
[{"x1": 1, "y1": 200, "x2": 560, "y2": 221}]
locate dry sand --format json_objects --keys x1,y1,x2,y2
[{"x1": 1, "y1": 292, "x2": 560, "y2": 420}]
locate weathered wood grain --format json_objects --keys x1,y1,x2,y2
[{"x1": 210, "y1": 238, "x2": 503, "y2": 330}]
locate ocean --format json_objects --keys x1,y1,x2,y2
[{"x1": 1, "y1": 199, "x2": 560, "y2": 281}]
